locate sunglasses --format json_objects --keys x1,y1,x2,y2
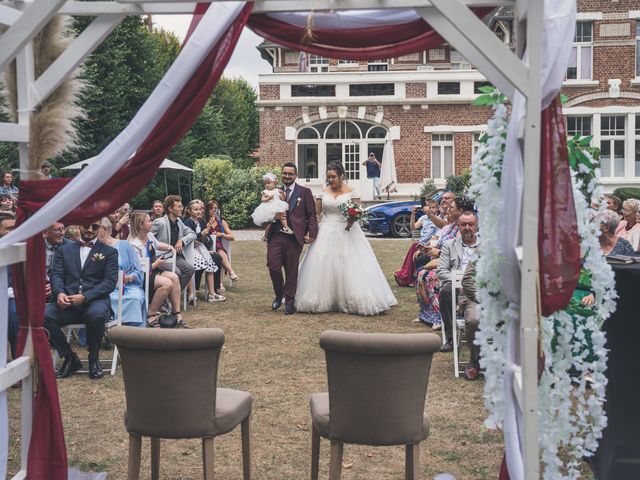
[{"x1": 84, "y1": 224, "x2": 100, "y2": 231}]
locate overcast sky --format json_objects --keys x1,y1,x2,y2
[{"x1": 153, "y1": 15, "x2": 272, "y2": 90}]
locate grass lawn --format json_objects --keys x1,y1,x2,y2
[{"x1": 8, "y1": 239, "x2": 504, "y2": 479}]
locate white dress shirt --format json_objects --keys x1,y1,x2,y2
[{"x1": 80, "y1": 240, "x2": 96, "y2": 267}]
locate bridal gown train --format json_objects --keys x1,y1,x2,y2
[{"x1": 295, "y1": 190, "x2": 398, "y2": 316}]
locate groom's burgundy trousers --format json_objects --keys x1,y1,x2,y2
[{"x1": 267, "y1": 232, "x2": 303, "y2": 307}]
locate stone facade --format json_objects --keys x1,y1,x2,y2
[{"x1": 257, "y1": 1, "x2": 640, "y2": 197}]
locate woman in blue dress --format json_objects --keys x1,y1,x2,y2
[{"x1": 97, "y1": 217, "x2": 146, "y2": 327}]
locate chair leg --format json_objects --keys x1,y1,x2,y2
[
  {"x1": 405, "y1": 443, "x2": 420, "y2": 480},
  {"x1": 110, "y1": 344, "x2": 119, "y2": 376},
  {"x1": 127, "y1": 433, "x2": 142, "y2": 480},
  {"x1": 202, "y1": 437, "x2": 215, "y2": 480},
  {"x1": 328, "y1": 441, "x2": 343, "y2": 480},
  {"x1": 151, "y1": 437, "x2": 161, "y2": 480},
  {"x1": 241, "y1": 416, "x2": 251, "y2": 480},
  {"x1": 310, "y1": 426, "x2": 320, "y2": 480}
]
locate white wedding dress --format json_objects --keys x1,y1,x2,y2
[{"x1": 295, "y1": 190, "x2": 397, "y2": 316}]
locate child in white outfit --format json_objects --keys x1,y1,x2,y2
[{"x1": 251, "y1": 172, "x2": 293, "y2": 237}]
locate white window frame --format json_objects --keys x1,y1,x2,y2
[
  {"x1": 599, "y1": 115, "x2": 626, "y2": 179},
  {"x1": 636, "y1": 22, "x2": 640, "y2": 78},
  {"x1": 472, "y1": 132, "x2": 483, "y2": 161},
  {"x1": 309, "y1": 54, "x2": 329, "y2": 73},
  {"x1": 367, "y1": 59, "x2": 389, "y2": 71},
  {"x1": 566, "y1": 115, "x2": 593, "y2": 138},
  {"x1": 450, "y1": 49, "x2": 472, "y2": 70},
  {"x1": 431, "y1": 133, "x2": 454, "y2": 180},
  {"x1": 567, "y1": 21, "x2": 593, "y2": 81}
]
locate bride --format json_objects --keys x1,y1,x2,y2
[{"x1": 295, "y1": 162, "x2": 397, "y2": 316}]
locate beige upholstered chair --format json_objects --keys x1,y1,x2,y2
[
  {"x1": 109, "y1": 326, "x2": 251, "y2": 480},
  {"x1": 310, "y1": 330, "x2": 441, "y2": 480}
]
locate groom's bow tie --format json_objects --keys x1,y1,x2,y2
[{"x1": 79, "y1": 241, "x2": 95, "y2": 248}]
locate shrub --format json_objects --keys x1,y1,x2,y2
[
  {"x1": 419, "y1": 178, "x2": 438, "y2": 199},
  {"x1": 613, "y1": 187, "x2": 640, "y2": 202},
  {"x1": 192, "y1": 155, "x2": 234, "y2": 203},
  {"x1": 193, "y1": 157, "x2": 285, "y2": 228},
  {"x1": 445, "y1": 168, "x2": 471, "y2": 195}
]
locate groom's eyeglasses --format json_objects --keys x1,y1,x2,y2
[{"x1": 84, "y1": 224, "x2": 100, "y2": 231}]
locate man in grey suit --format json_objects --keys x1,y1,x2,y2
[
  {"x1": 151, "y1": 195, "x2": 196, "y2": 292},
  {"x1": 437, "y1": 211, "x2": 481, "y2": 380}
]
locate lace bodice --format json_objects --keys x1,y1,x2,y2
[{"x1": 319, "y1": 190, "x2": 357, "y2": 223}]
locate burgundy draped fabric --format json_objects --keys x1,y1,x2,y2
[
  {"x1": 538, "y1": 95, "x2": 580, "y2": 317},
  {"x1": 13, "y1": 5, "x2": 252, "y2": 478},
  {"x1": 394, "y1": 242, "x2": 420, "y2": 287},
  {"x1": 14, "y1": 180, "x2": 71, "y2": 478},
  {"x1": 248, "y1": 8, "x2": 493, "y2": 61}
]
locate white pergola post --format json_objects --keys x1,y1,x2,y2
[
  {"x1": 519, "y1": 2, "x2": 543, "y2": 478},
  {"x1": 0, "y1": 2, "x2": 545, "y2": 478}
]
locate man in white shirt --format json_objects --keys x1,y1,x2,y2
[{"x1": 436, "y1": 211, "x2": 481, "y2": 380}]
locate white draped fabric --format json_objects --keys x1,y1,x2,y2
[
  {"x1": 497, "y1": 1, "x2": 576, "y2": 478},
  {"x1": 0, "y1": 1, "x2": 246, "y2": 249},
  {"x1": 379, "y1": 139, "x2": 397, "y2": 193},
  {"x1": 269, "y1": 9, "x2": 422, "y2": 29}
]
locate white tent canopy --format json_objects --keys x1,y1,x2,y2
[{"x1": 62, "y1": 157, "x2": 193, "y2": 172}]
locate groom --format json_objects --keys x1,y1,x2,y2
[{"x1": 267, "y1": 162, "x2": 318, "y2": 314}]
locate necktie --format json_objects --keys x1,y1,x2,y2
[
  {"x1": 79, "y1": 241, "x2": 94, "y2": 248},
  {"x1": 285, "y1": 187, "x2": 292, "y2": 202}
]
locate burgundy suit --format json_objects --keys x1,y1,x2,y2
[{"x1": 266, "y1": 182, "x2": 318, "y2": 307}]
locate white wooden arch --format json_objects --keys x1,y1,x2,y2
[{"x1": 0, "y1": 1, "x2": 543, "y2": 479}]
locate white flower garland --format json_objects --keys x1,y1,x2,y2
[
  {"x1": 538, "y1": 158, "x2": 616, "y2": 479},
  {"x1": 469, "y1": 98, "x2": 509, "y2": 429},
  {"x1": 471, "y1": 95, "x2": 617, "y2": 479}
]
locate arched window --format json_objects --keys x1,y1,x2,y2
[{"x1": 295, "y1": 120, "x2": 388, "y2": 182}]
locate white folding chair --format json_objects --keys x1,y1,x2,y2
[
  {"x1": 450, "y1": 270, "x2": 466, "y2": 378},
  {"x1": 108, "y1": 270, "x2": 124, "y2": 375},
  {"x1": 139, "y1": 257, "x2": 150, "y2": 312},
  {"x1": 52, "y1": 271, "x2": 124, "y2": 375},
  {"x1": 169, "y1": 254, "x2": 191, "y2": 311}
]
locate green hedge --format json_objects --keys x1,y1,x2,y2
[
  {"x1": 612, "y1": 187, "x2": 640, "y2": 202},
  {"x1": 192, "y1": 156, "x2": 282, "y2": 228}
]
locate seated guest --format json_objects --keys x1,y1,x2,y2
[
  {"x1": 599, "y1": 210, "x2": 636, "y2": 256},
  {"x1": 614, "y1": 198, "x2": 640, "y2": 251},
  {"x1": 0, "y1": 194, "x2": 14, "y2": 212},
  {"x1": 64, "y1": 225, "x2": 80, "y2": 241},
  {"x1": 394, "y1": 199, "x2": 440, "y2": 287},
  {"x1": 109, "y1": 206, "x2": 130, "y2": 240},
  {"x1": 413, "y1": 196, "x2": 470, "y2": 326},
  {"x1": 151, "y1": 195, "x2": 196, "y2": 293},
  {"x1": 45, "y1": 222, "x2": 118, "y2": 379},
  {"x1": 151, "y1": 199, "x2": 164, "y2": 220},
  {"x1": 43, "y1": 222, "x2": 69, "y2": 302},
  {"x1": 0, "y1": 172, "x2": 18, "y2": 198},
  {"x1": 96, "y1": 218, "x2": 146, "y2": 327},
  {"x1": 128, "y1": 211, "x2": 184, "y2": 326},
  {"x1": 437, "y1": 211, "x2": 481, "y2": 380},
  {"x1": 183, "y1": 200, "x2": 225, "y2": 303},
  {"x1": 430, "y1": 190, "x2": 456, "y2": 229},
  {"x1": 604, "y1": 194, "x2": 622, "y2": 215},
  {"x1": 206, "y1": 199, "x2": 238, "y2": 283},
  {"x1": 0, "y1": 212, "x2": 18, "y2": 359}
]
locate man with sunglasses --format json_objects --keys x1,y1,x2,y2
[{"x1": 45, "y1": 221, "x2": 118, "y2": 379}]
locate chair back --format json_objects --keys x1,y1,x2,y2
[
  {"x1": 109, "y1": 326, "x2": 225, "y2": 439},
  {"x1": 319, "y1": 330, "x2": 441, "y2": 446}
]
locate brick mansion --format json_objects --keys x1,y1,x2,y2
[{"x1": 255, "y1": 1, "x2": 640, "y2": 200}]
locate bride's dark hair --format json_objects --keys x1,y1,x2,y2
[{"x1": 326, "y1": 161, "x2": 345, "y2": 177}]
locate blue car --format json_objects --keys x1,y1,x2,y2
[{"x1": 362, "y1": 200, "x2": 424, "y2": 238}]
